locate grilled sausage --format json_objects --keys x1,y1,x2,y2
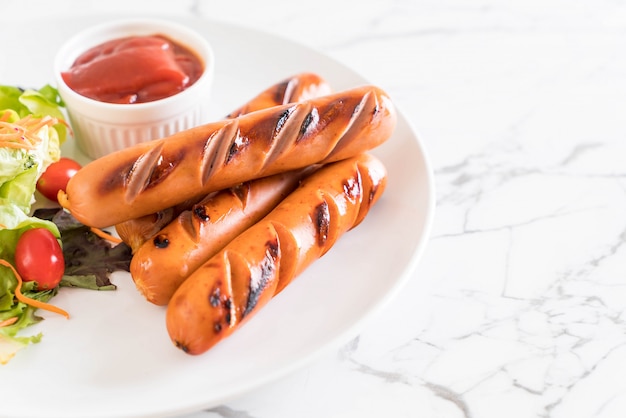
[
  {"x1": 115, "y1": 195, "x2": 200, "y2": 253},
  {"x1": 115, "y1": 72, "x2": 332, "y2": 251},
  {"x1": 131, "y1": 167, "x2": 316, "y2": 306},
  {"x1": 166, "y1": 153, "x2": 387, "y2": 355},
  {"x1": 60, "y1": 85, "x2": 396, "y2": 228},
  {"x1": 226, "y1": 72, "x2": 331, "y2": 118}
]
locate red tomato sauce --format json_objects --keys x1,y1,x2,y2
[{"x1": 62, "y1": 35, "x2": 204, "y2": 104}]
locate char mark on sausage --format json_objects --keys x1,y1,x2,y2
[{"x1": 243, "y1": 238, "x2": 280, "y2": 317}]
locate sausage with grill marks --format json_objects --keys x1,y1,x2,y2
[
  {"x1": 60, "y1": 85, "x2": 396, "y2": 228},
  {"x1": 130, "y1": 166, "x2": 316, "y2": 306},
  {"x1": 225, "y1": 72, "x2": 331, "y2": 118},
  {"x1": 115, "y1": 72, "x2": 332, "y2": 251},
  {"x1": 165, "y1": 153, "x2": 387, "y2": 355}
]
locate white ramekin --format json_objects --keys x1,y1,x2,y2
[{"x1": 54, "y1": 18, "x2": 215, "y2": 160}]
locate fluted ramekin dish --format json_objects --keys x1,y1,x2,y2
[{"x1": 54, "y1": 18, "x2": 215, "y2": 160}]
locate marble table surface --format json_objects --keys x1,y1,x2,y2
[{"x1": 3, "y1": 1, "x2": 625, "y2": 417}]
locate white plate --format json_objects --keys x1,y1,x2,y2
[{"x1": 0, "y1": 15, "x2": 435, "y2": 418}]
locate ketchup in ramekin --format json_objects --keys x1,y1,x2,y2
[
  {"x1": 54, "y1": 18, "x2": 215, "y2": 160},
  {"x1": 61, "y1": 35, "x2": 204, "y2": 104}
]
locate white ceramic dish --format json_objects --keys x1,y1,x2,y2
[
  {"x1": 0, "y1": 16, "x2": 434, "y2": 418},
  {"x1": 54, "y1": 18, "x2": 215, "y2": 159}
]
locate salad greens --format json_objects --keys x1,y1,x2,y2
[
  {"x1": 0, "y1": 85, "x2": 66, "y2": 364},
  {"x1": 0, "y1": 85, "x2": 68, "y2": 142},
  {"x1": 0, "y1": 85, "x2": 131, "y2": 365}
]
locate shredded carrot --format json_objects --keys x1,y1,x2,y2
[
  {"x1": 57, "y1": 192, "x2": 122, "y2": 244},
  {"x1": 0, "y1": 141, "x2": 37, "y2": 150},
  {"x1": 90, "y1": 227, "x2": 123, "y2": 244},
  {"x1": 0, "y1": 317, "x2": 18, "y2": 327},
  {"x1": 0, "y1": 115, "x2": 58, "y2": 151},
  {"x1": 0, "y1": 259, "x2": 69, "y2": 319}
]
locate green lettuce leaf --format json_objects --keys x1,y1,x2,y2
[
  {"x1": 0, "y1": 85, "x2": 68, "y2": 144},
  {"x1": 0, "y1": 280, "x2": 55, "y2": 365},
  {"x1": 0, "y1": 153, "x2": 39, "y2": 214},
  {"x1": 0, "y1": 86, "x2": 66, "y2": 212}
]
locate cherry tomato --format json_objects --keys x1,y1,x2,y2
[
  {"x1": 14, "y1": 228, "x2": 65, "y2": 290},
  {"x1": 36, "y1": 157, "x2": 82, "y2": 202}
]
